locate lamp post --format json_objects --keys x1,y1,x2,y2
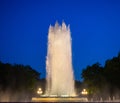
[
  {"x1": 37, "y1": 88, "x2": 43, "y2": 95},
  {"x1": 81, "y1": 89, "x2": 88, "y2": 95}
]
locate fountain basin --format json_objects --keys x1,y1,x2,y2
[{"x1": 32, "y1": 97, "x2": 88, "y2": 102}]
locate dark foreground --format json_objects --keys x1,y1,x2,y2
[{"x1": 2, "y1": 101, "x2": 120, "y2": 103}]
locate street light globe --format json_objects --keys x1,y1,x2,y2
[
  {"x1": 37, "y1": 87, "x2": 43, "y2": 95},
  {"x1": 38, "y1": 88, "x2": 42, "y2": 91},
  {"x1": 81, "y1": 89, "x2": 88, "y2": 95}
]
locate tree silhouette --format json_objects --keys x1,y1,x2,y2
[
  {"x1": 0, "y1": 61, "x2": 40, "y2": 101},
  {"x1": 81, "y1": 52, "x2": 120, "y2": 100}
]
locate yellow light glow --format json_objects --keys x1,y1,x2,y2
[
  {"x1": 37, "y1": 91, "x2": 40, "y2": 94},
  {"x1": 37, "y1": 88, "x2": 43, "y2": 95},
  {"x1": 81, "y1": 89, "x2": 88, "y2": 95},
  {"x1": 38, "y1": 88, "x2": 41, "y2": 91}
]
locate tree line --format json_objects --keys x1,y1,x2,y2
[
  {"x1": 0, "y1": 52, "x2": 120, "y2": 101},
  {"x1": 0, "y1": 62, "x2": 40, "y2": 101},
  {"x1": 81, "y1": 52, "x2": 120, "y2": 100}
]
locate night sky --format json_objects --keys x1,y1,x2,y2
[{"x1": 0, "y1": 0, "x2": 120, "y2": 80}]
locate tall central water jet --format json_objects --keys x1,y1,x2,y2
[{"x1": 45, "y1": 22, "x2": 75, "y2": 96}]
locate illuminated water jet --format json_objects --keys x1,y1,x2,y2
[{"x1": 45, "y1": 21, "x2": 75, "y2": 96}]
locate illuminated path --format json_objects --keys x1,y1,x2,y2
[
  {"x1": 32, "y1": 97, "x2": 88, "y2": 102},
  {"x1": 32, "y1": 97, "x2": 120, "y2": 102}
]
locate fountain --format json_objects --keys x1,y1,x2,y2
[
  {"x1": 45, "y1": 21, "x2": 75, "y2": 97},
  {"x1": 32, "y1": 22, "x2": 88, "y2": 102}
]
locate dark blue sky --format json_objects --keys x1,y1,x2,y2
[{"x1": 0, "y1": 0, "x2": 120, "y2": 80}]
